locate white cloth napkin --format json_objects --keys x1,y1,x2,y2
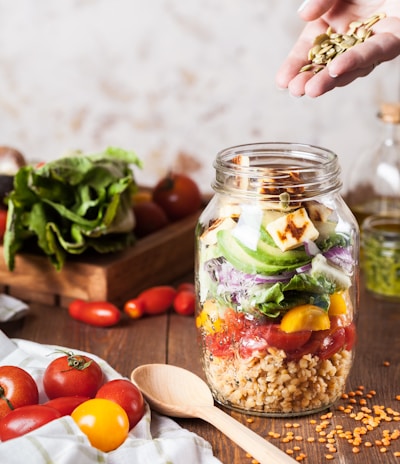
[
  {"x1": 0, "y1": 331, "x2": 222, "y2": 464},
  {"x1": 0, "y1": 294, "x2": 29, "y2": 322}
]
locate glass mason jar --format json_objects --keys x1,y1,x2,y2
[
  {"x1": 195, "y1": 143, "x2": 359, "y2": 417},
  {"x1": 361, "y1": 214, "x2": 400, "y2": 300}
]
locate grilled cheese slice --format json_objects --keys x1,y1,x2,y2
[{"x1": 266, "y1": 207, "x2": 319, "y2": 251}]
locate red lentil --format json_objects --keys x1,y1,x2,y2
[{"x1": 262, "y1": 384, "x2": 400, "y2": 463}]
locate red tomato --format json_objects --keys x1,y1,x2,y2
[
  {"x1": 239, "y1": 325, "x2": 312, "y2": 358},
  {"x1": 71, "y1": 398, "x2": 129, "y2": 452},
  {"x1": 205, "y1": 331, "x2": 234, "y2": 358},
  {"x1": 68, "y1": 299, "x2": 121, "y2": 327},
  {"x1": 43, "y1": 352, "x2": 104, "y2": 399},
  {"x1": 173, "y1": 290, "x2": 196, "y2": 316},
  {"x1": 124, "y1": 298, "x2": 146, "y2": 319},
  {"x1": 177, "y1": 282, "x2": 195, "y2": 293},
  {"x1": 344, "y1": 322, "x2": 357, "y2": 351},
  {"x1": 286, "y1": 337, "x2": 322, "y2": 361},
  {"x1": 288, "y1": 326, "x2": 347, "y2": 361},
  {"x1": 96, "y1": 379, "x2": 145, "y2": 430},
  {"x1": 0, "y1": 404, "x2": 61, "y2": 441},
  {"x1": 314, "y1": 327, "x2": 346, "y2": 360},
  {"x1": 152, "y1": 173, "x2": 202, "y2": 221},
  {"x1": 137, "y1": 286, "x2": 177, "y2": 315},
  {"x1": 239, "y1": 334, "x2": 269, "y2": 358},
  {"x1": 0, "y1": 366, "x2": 39, "y2": 419},
  {"x1": 44, "y1": 396, "x2": 90, "y2": 416},
  {"x1": 0, "y1": 209, "x2": 7, "y2": 241},
  {"x1": 261, "y1": 325, "x2": 312, "y2": 352},
  {"x1": 133, "y1": 201, "x2": 169, "y2": 237}
]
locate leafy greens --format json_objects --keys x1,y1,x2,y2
[
  {"x1": 204, "y1": 257, "x2": 338, "y2": 319},
  {"x1": 4, "y1": 147, "x2": 142, "y2": 271}
]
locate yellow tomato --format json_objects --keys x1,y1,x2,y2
[
  {"x1": 281, "y1": 304, "x2": 330, "y2": 333},
  {"x1": 328, "y1": 291, "x2": 348, "y2": 316},
  {"x1": 71, "y1": 398, "x2": 129, "y2": 452},
  {"x1": 196, "y1": 300, "x2": 223, "y2": 334}
]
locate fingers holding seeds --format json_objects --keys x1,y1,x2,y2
[
  {"x1": 279, "y1": 13, "x2": 394, "y2": 97},
  {"x1": 299, "y1": 13, "x2": 386, "y2": 75},
  {"x1": 275, "y1": 20, "x2": 331, "y2": 89}
]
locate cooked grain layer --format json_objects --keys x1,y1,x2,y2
[{"x1": 204, "y1": 348, "x2": 353, "y2": 415}]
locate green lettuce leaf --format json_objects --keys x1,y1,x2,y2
[{"x1": 4, "y1": 147, "x2": 142, "y2": 271}]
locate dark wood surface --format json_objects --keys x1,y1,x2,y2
[{"x1": 1, "y1": 278, "x2": 399, "y2": 464}]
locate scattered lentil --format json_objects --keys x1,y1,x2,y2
[{"x1": 261, "y1": 383, "x2": 399, "y2": 462}]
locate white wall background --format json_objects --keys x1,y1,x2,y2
[{"x1": 0, "y1": 0, "x2": 399, "y2": 194}]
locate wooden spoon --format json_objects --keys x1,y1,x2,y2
[{"x1": 131, "y1": 363, "x2": 296, "y2": 464}]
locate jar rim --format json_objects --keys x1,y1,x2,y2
[
  {"x1": 362, "y1": 215, "x2": 400, "y2": 236},
  {"x1": 362, "y1": 215, "x2": 400, "y2": 251},
  {"x1": 212, "y1": 142, "x2": 342, "y2": 201}
]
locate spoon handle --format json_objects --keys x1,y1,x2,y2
[{"x1": 196, "y1": 405, "x2": 297, "y2": 464}]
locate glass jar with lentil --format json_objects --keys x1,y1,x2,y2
[{"x1": 195, "y1": 143, "x2": 359, "y2": 417}]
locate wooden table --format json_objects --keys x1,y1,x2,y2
[{"x1": 1, "y1": 278, "x2": 399, "y2": 463}]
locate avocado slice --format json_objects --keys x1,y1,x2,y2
[
  {"x1": 254, "y1": 230, "x2": 310, "y2": 266},
  {"x1": 217, "y1": 229, "x2": 309, "y2": 275}
]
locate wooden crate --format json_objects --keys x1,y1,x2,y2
[{"x1": 0, "y1": 212, "x2": 198, "y2": 308}]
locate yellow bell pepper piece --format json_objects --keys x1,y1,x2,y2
[
  {"x1": 281, "y1": 304, "x2": 330, "y2": 333},
  {"x1": 196, "y1": 300, "x2": 224, "y2": 334},
  {"x1": 328, "y1": 291, "x2": 348, "y2": 316}
]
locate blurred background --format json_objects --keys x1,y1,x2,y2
[{"x1": 0, "y1": 0, "x2": 399, "y2": 194}]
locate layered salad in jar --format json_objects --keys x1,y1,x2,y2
[{"x1": 196, "y1": 190, "x2": 357, "y2": 416}]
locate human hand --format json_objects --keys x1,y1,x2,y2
[{"x1": 275, "y1": 0, "x2": 400, "y2": 97}]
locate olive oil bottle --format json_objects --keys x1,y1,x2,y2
[{"x1": 346, "y1": 102, "x2": 400, "y2": 224}]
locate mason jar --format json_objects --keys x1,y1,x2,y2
[
  {"x1": 195, "y1": 143, "x2": 359, "y2": 417},
  {"x1": 361, "y1": 214, "x2": 400, "y2": 300}
]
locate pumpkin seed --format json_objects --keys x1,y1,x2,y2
[{"x1": 299, "y1": 13, "x2": 386, "y2": 74}]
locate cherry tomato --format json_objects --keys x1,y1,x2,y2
[
  {"x1": 152, "y1": 173, "x2": 202, "y2": 221},
  {"x1": 344, "y1": 322, "x2": 357, "y2": 351},
  {"x1": 239, "y1": 334, "x2": 269, "y2": 358},
  {"x1": 0, "y1": 209, "x2": 7, "y2": 241},
  {"x1": 68, "y1": 299, "x2": 121, "y2": 327},
  {"x1": 136, "y1": 285, "x2": 177, "y2": 315},
  {"x1": 314, "y1": 327, "x2": 346, "y2": 360},
  {"x1": 44, "y1": 396, "x2": 90, "y2": 416},
  {"x1": 133, "y1": 201, "x2": 169, "y2": 237},
  {"x1": 173, "y1": 290, "x2": 196, "y2": 316},
  {"x1": 0, "y1": 366, "x2": 39, "y2": 419},
  {"x1": 124, "y1": 298, "x2": 146, "y2": 319},
  {"x1": 96, "y1": 379, "x2": 145, "y2": 430},
  {"x1": 43, "y1": 352, "x2": 104, "y2": 399},
  {"x1": 261, "y1": 325, "x2": 312, "y2": 351},
  {"x1": 205, "y1": 331, "x2": 234, "y2": 358},
  {"x1": 71, "y1": 398, "x2": 129, "y2": 452},
  {"x1": 287, "y1": 325, "x2": 348, "y2": 361},
  {"x1": 239, "y1": 325, "x2": 312, "y2": 358},
  {"x1": 177, "y1": 282, "x2": 195, "y2": 293},
  {"x1": 0, "y1": 404, "x2": 61, "y2": 441}
]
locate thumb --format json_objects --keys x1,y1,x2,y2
[{"x1": 298, "y1": 0, "x2": 337, "y2": 20}]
